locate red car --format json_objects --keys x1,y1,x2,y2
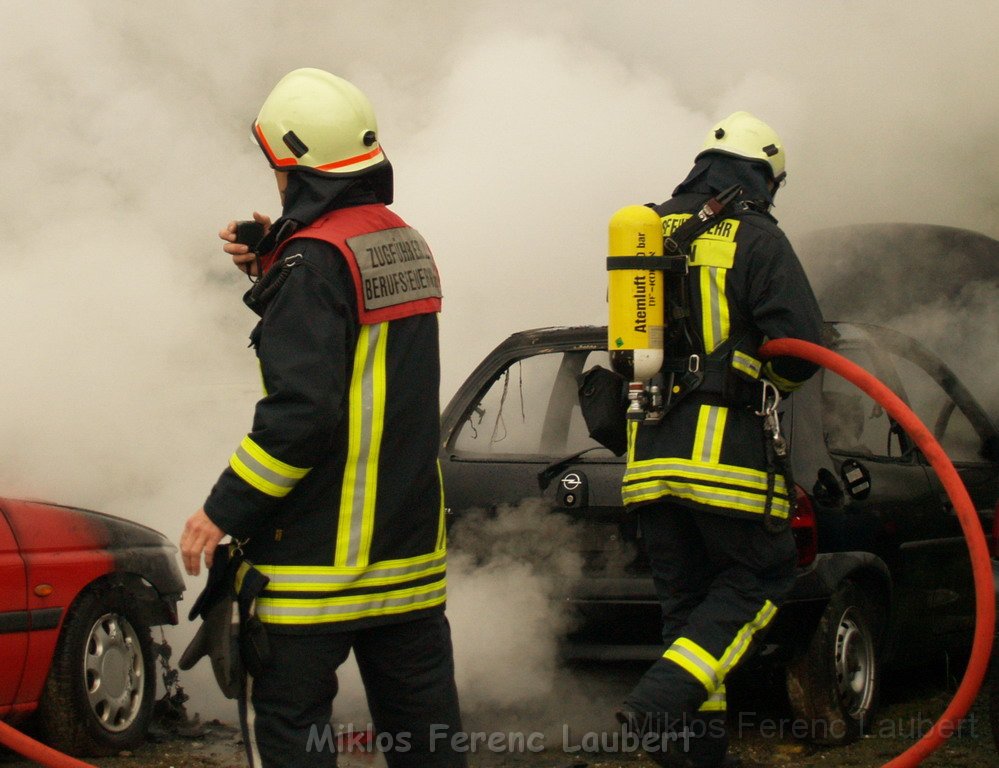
[{"x1": 0, "y1": 497, "x2": 184, "y2": 755}]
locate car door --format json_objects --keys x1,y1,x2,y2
[
  {"x1": 441, "y1": 345, "x2": 638, "y2": 578},
  {"x1": 816, "y1": 331, "x2": 951, "y2": 656},
  {"x1": 0, "y1": 505, "x2": 28, "y2": 709},
  {"x1": 877, "y1": 337, "x2": 999, "y2": 645}
]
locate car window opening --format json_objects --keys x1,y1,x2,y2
[{"x1": 488, "y1": 362, "x2": 525, "y2": 446}]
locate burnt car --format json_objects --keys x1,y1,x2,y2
[
  {"x1": 440, "y1": 322, "x2": 999, "y2": 744},
  {"x1": 0, "y1": 498, "x2": 185, "y2": 755}
]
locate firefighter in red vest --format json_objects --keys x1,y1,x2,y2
[{"x1": 180, "y1": 68, "x2": 465, "y2": 768}]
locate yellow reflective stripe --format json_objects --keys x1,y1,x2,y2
[
  {"x1": 257, "y1": 549, "x2": 447, "y2": 592},
  {"x1": 763, "y1": 363, "x2": 804, "y2": 392},
  {"x1": 692, "y1": 405, "x2": 728, "y2": 464},
  {"x1": 699, "y1": 685, "x2": 727, "y2": 712},
  {"x1": 256, "y1": 578, "x2": 447, "y2": 625},
  {"x1": 718, "y1": 600, "x2": 778, "y2": 675},
  {"x1": 358, "y1": 325, "x2": 389, "y2": 565},
  {"x1": 234, "y1": 560, "x2": 252, "y2": 595},
  {"x1": 692, "y1": 407, "x2": 710, "y2": 462},
  {"x1": 699, "y1": 268, "x2": 716, "y2": 352},
  {"x1": 436, "y1": 461, "x2": 447, "y2": 551},
  {"x1": 690, "y1": 240, "x2": 737, "y2": 267},
  {"x1": 230, "y1": 436, "x2": 310, "y2": 498},
  {"x1": 626, "y1": 457, "x2": 787, "y2": 493},
  {"x1": 714, "y1": 268, "x2": 730, "y2": 350},
  {"x1": 732, "y1": 351, "x2": 762, "y2": 380},
  {"x1": 698, "y1": 265, "x2": 731, "y2": 354},
  {"x1": 336, "y1": 323, "x2": 388, "y2": 568},
  {"x1": 622, "y1": 477, "x2": 790, "y2": 518},
  {"x1": 663, "y1": 637, "x2": 722, "y2": 693},
  {"x1": 663, "y1": 606, "x2": 778, "y2": 700},
  {"x1": 627, "y1": 420, "x2": 639, "y2": 459},
  {"x1": 258, "y1": 360, "x2": 268, "y2": 395},
  {"x1": 336, "y1": 327, "x2": 369, "y2": 564}
]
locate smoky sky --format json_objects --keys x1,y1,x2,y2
[{"x1": 2, "y1": 0, "x2": 997, "y2": 723}]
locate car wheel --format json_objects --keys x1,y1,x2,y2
[
  {"x1": 785, "y1": 581, "x2": 881, "y2": 745},
  {"x1": 36, "y1": 585, "x2": 156, "y2": 756}
]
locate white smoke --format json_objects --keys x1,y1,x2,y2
[
  {"x1": 446, "y1": 499, "x2": 584, "y2": 710},
  {"x1": 2, "y1": 0, "x2": 997, "y2": 724}
]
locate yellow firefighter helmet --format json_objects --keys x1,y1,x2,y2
[
  {"x1": 252, "y1": 68, "x2": 387, "y2": 177},
  {"x1": 697, "y1": 111, "x2": 786, "y2": 183}
]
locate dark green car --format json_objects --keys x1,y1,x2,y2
[{"x1": 439, "y1": 318, "x2": 999, "y2": 746}]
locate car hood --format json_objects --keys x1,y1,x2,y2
[
  {"x1": 0, "y1": 496, "x2": 185, "y2": 600},
  {"x1": 797, "y1": 223, "x2": 999, "y2": 324}
]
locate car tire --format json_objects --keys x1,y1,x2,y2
[
  {"x1": 785, "y1": 580, "x2": 881, "y2": 746},
  {"x1": 36, "y1": 584, "x2": 156, "y2": 756}
]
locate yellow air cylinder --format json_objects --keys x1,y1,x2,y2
[{"x1": 608, "y1": 205, "x2": 664, "y2": 382}]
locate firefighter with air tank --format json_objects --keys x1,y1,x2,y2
[{"x1": 607, "y1": 112, "x2": 825, "y2": 768}]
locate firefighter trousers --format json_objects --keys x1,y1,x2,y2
[
  {"x1": 623, "y1": 501, "x2": 797, "y2": 767},
  {"x1": 239, "y1": 612, "x2": 466, "y2": 768}
]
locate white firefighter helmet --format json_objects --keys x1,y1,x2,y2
[
  {"x1": 697, "y1": 111, "x2": 786, "y2": 183},
  {"x1": 252, "y1": 68, "x2": 387, "y2": 177}
]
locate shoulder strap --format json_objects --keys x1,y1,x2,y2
[
  {"x1": 662, "y1": 183, "x2": 743, "y2": 255},
  {"x1": 608, "y1": 184, "x2": 743, "y2": 274}
]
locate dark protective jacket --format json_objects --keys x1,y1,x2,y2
[
  {"x1": 203, "y1": 191, "x2": 447, "y2": 634},
  {"x1": 621, "y1": 183, "x2": 824, "y2": 523}
]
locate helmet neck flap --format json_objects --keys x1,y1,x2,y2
[{"x1": 673, "y1": 153, "x2": 776, "y2": 210}]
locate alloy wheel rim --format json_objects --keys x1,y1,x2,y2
[{"x1": 83, "y1": 612, "x2": 144, "y2": 732}]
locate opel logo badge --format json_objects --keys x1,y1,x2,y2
[{"x1": 561, "y1": 473, "x2": 582, "y2": 490}]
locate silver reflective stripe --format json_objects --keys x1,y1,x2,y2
[
  {"x1": 699, "y1": 687, "x2": 727, "y2": 712},
  {"x1": 705, "y1": 267, "x2": 724, "y2": 352},
  {"x1": 261, "y1": 551, "x2": 447, "y2": 590},
  {"x1": 696, "y1": 406, "x2": 725, "y2": 463},
  {"x1": 233, "y1": 444, "x2": 298, "y2": 493},
  {"x1": 622, "y1": 482, "x2": 791, "y2": 517},
  {"x1": 732, "y1": 351, "x2": 761, "y2": 379},
  {"x1": 717, "y1": 601, "x2": 778, "y2": 675},
  {"x1": 257, "y1": 582, "x2": 447, "y2": 622},
  {"x1": 625, "y1": 459, "x2": 785, "y2": 491},
  {"x1": 665, "y1": 643, "x2": 720, "y2": 691},
  {"x1": 243, "y1": 674, "x2": 261, "y2": 768}
]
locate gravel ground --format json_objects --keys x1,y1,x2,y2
[{"x1": 2, "y1": 659, "x2": 997, "y2": 768}]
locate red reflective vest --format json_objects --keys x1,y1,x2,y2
[{"x1": 276, "y1": 204, "x2": 442, "y2": 324}]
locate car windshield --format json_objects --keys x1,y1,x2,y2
[
  {"x1": 452, "y1": 349, "x2": 617, "y2": 459},
  {"x1": 823, "y1": 323, "x2": 994, "y2": 463}
]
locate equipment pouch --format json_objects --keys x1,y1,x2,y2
[{"x1": 578, "y1": 366, "x2": 628, "y2": 456}]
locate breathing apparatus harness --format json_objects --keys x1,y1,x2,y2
[{"x1": 606, "y1": 184, "x2": 793, "y2": 529}]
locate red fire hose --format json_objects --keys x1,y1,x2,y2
[
  {"x1": 0, "y1": 720, "x2": 97, "y2": 768},
  {"x1": 760, "y1": 338, "x2": 995, "y2": 767}
]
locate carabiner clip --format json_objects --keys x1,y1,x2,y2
[{"x1": 755, "y1": 379, "x2": 781, "y2": 418}]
